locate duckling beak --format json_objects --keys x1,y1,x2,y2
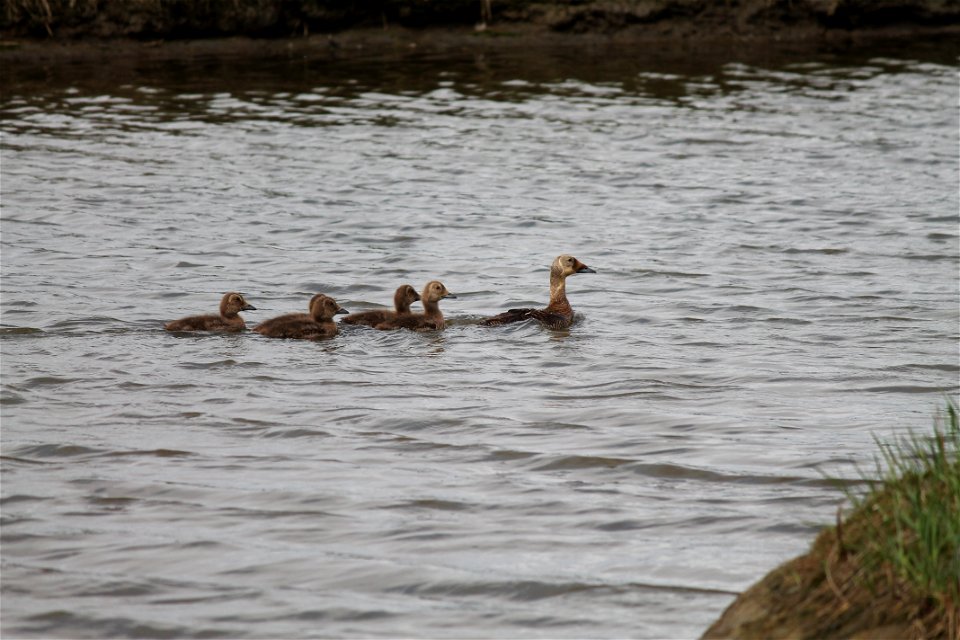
[
  {"x1": 443, "y1": 293, "x2": 458, "y2": 299},
  {"x1": 336, "y1": 307, "x2": 349, "y2": 315},
  {"x1": 413, "y1": 293, "x2": 421, "y2": 301},
  {"x1": 242, "y1": 304, "x2": 257, "y2": 311},
  {"x1": 576, "y1": 264, "x2": 596, "y2": 274}
]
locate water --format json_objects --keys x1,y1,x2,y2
[{"x1": 1, "y1": 37, "x2": 958, "y2": 638}]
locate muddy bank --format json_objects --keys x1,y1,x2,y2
[
  {"x1": 702, "y1": 522, "x2": 953, "y2": 639},
  {"x1": 2, "y1": 0, "x2": 959, "y2": 45}
]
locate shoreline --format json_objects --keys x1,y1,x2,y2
[
  {"x1": 2, "y1": 3, "x2": 959, "y2": 65},
  {"x1": 2, "y1": 23, "x2": 959, "y2": 66}
]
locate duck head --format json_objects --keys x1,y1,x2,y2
[
  {"x1": 309, "y1": 294, "x2": 349, "y2": 321},
  {"x1": 221, "y1": 292, "x2": 256, "y2": 317},
  {"x1": 395, "y1": 284, "x2": 421, "y2": 312},
  {"x1": 553, "y1": 254, "x2": 596, "y2": 278},
  {"x1": 422, "y1": 280, "x2": 457, "y2": 303}
]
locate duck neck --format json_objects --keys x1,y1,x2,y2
[
  {"x1": 422, "y1": 298, "x2": 444, "y2": 321},
  {"x1": 420, "y1": 299, "x2": 444, "y2": 328},
  {"x1": 222, "y1": 311, "x2": 244, "y2": 325},
  {"x1": 395, "y1": 297, "x2": 412, "y2": 315},
  {"x1": 312, "y1": 310, "x2": 334, "y2": 326},
  {"x1": 546, "y1": 269, "x2": 572, "y2": 314}
]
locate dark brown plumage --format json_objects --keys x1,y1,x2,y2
[
  {"x1": 341, "y1": 284, "x2": 421, "y2": 327},
  {"x1": 482, "y1": 254, "x2": 595, "y2": 330},
  {"x1": 164, "y1": 292, "x2": 256, "y2": 332},
  {"x1": 375, "y1": 280, "x2": 456, "y2": 331},
  {"x1": 254, "y1": 294, "x2": 348, "y2": 341}
]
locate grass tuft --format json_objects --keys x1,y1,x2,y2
[{"x1": 843, "y1": 400, "x2": 960, "y2": 636}]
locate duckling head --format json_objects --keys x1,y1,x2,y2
[
  {"x1": 552, "y1": 254, "x2": 596, "y2": 278},
  {"x1": 309, "y1": 294, "x2": 349, "y2": 321},
  {"x1": 422, "y1": 280, "x2": 457, "y2": 303},
  {"x1": 221, "y1": 292, "x2": 256, "y2": 317},
  {"x1": 395, "y1": 284, "x2": 421, "y2": 311}
]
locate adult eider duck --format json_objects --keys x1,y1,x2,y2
[
  {"x1": 254, "y1": 294, "x2": 348, "y2": 341},
  {"x1": 164, "y1": 292, "x2": 256, "y2": 332},
  {"x1": 482, "y1": 254, "x2": 595, "y2": 330},
  {"x1": 375, "y1": 280, "x2": 456, "y2": 331},
  {"x1": 341, "y1": 284, "x2": 421, "y2": 327}
]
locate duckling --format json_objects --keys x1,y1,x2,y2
[
  {"x1": 341, "y1": 284, "x2": 421, "y2": 327},
  {"x1": 164, "y1": 292, "x2": 256, "y2": 332},
  {"x1": 482, "y1": 254, "x2": 595, "y2": 330},
  {"x1": 375, "y1": 280, "x2": 456, "y2": 331},
  {"x1": 254, "y1": 294, "x2": 348, "y2": 341}
]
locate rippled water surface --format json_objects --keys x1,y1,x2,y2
[{"x1": 2, "y1": 37, "x2": 958, "y2": 638}]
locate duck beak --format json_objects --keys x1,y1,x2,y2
[
  {"x1": 242, "y1": 304, "x2": 257, "y2": 311},
  {"x1": 576, "y1": 263, "x2": 596, "y2": 274},
  {"x1": 413, "y1": 293, "x2": 421, "y2": 301},
  {"x1": 443, "y1": 293, "x2": 458, "y2": 299},
  {"x1": 336, "y1": 307, "x2": 349, "y2": 315}
]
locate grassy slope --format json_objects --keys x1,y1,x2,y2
[{"x1": 704, "y1": 404, "x2": 960, "y2": 639}]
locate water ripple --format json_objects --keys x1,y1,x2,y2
[{"x1": 1, "y1": 41, "x2": 957, "y2": 640}]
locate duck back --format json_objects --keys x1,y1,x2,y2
[
  {"x1": 375, "y1": 315, "x2": 441, "y2": 331},
  {"x1": 342, "y1": 285, "x2": 420, "y2": 327},
  {"x1": 481, "y1": 307, "x2": 574, "y2": 329},
  {"x1": 341, "y1": 309, "x2": 395, "y2": 327},
  {"x1": 165, "y1": 314, "x2": 245, "y2": 332},
  {"x1": 254, "y1": 314, "x2": 337, "y2": 341},
  {"x1": 481, "y1": 308, "x2": 535, "y2": 327}
]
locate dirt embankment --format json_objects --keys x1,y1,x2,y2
[
  {"x1": 702, "y1": 521, "x2": 954, "y2": 640},
  {"x1": 704, "y1": 411, "x2": 960, "y2": 640},
  {"x1": 3, "y1": 0, "x2": 959, "y2": 43}
]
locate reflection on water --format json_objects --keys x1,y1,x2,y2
[{"x1": 1, "y1": 38, "x2": 958, "y2": 638}]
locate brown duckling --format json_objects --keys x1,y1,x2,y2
[
  {"x1": 341, "y1": 284, "x2": 421, "y2": 327},
  {"x1": 164, "y1": 292, "x2": 256, "y2": 332},
  {"x1": 375, "y1": 280, "x2": 456, "y2": 331},
  {"x1": 254, "y1": 294, "x2": 348, "y2": 341},
  {"x1": 482, "y1": 254, "x2": 595, "y2": 330}
]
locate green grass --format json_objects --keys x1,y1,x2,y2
[{"x1": 844, "y1": 400, "x2": 960, "y2": 633}]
